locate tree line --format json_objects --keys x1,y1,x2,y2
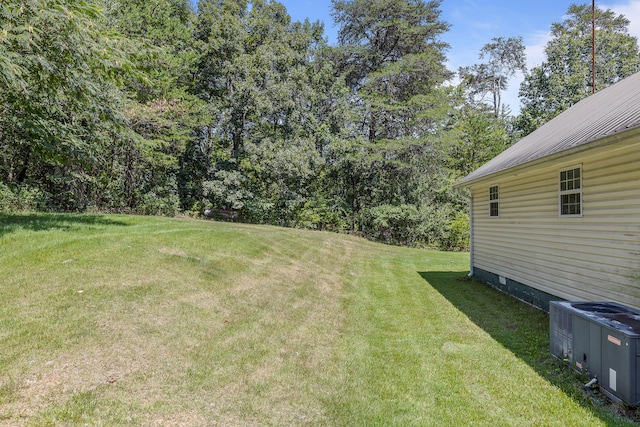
[{"x1": 1, "y1": 0, "x2": 638, "y2": 250}]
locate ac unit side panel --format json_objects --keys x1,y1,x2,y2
[
  {"x1": 572, "y1": 316, "x2": 597, "y2": 374},
  {"x1": 550, "y1": 303, "x2": 573, "y2": 361}
]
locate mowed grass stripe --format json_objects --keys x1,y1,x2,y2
[{"x1": 0, "y1": 213, "x2": 633, "y2": 426}]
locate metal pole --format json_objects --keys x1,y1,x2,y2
[{"x1": 592, "y1": 0, "x2": 596, "y2": 93}]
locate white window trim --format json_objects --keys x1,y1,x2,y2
[
  {"x1": 559, "y1": 165, "x2": 583, "y2": 217},
  {"x1": 489, "y1": 184, "x2": 499, "y2": 217}
]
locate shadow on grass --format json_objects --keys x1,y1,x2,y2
[
  {"x1": 420, "y1": 271, "x2": 639, "y2": 426},
  {"x1": 0, "y1": 212, "x2": 130, "y2": 238}
]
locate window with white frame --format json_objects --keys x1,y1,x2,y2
[
  {"x1": 559, "y1": 166, "x2": 582, "y2": 216},
  {"x1": 489, "y1": 185, "x2": 499, "y2": 217}
]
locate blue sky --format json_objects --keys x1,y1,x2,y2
[{"x1": 193, "y1": 0, "x2": 640, "y2": 113}]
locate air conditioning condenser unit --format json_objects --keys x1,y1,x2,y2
[{"x1": 550, "y1": 301, "x2": 640, "y2": 406}]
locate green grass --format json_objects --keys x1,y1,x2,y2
[{"x1": 0, "y1": 212, "x2": 637, "y2": 426}]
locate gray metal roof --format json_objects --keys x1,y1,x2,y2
[{"x1": 456, "y1": 71, "x2": 640, "y2": 187}]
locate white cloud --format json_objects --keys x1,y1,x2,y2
[
  {"x1": 525, "y1": 30, "x2": 552, "y2": 69},
  {"x1": 604, "y1": 0, "x2": 640, "y2": 39}
]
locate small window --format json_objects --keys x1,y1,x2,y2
[
  {"x1": 559, "y1": 166, "x2": 582, "y2": 216},
  {"x1": 489, "y1": 185, "x2": 499, "y2": 217}
]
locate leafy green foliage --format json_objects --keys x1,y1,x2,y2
[
  {"x1": 101, "y1": 0, "x2": 195, "y2": 101},
  {"x1": 190, "y1": 0, "x2": 340, "y2": 224},
  {"x1": 95, "y1": 0, "x2": 210, "y2": 214},
  {"x1": 331, "y1": 0, "x2": 450, "y2": 90},
  {"x1": 331, "y1": 0, "x2": 451, "y2": 141},
  {"x1": 0, "y1": 182, "x2": 50, "y2": 211},
  {"x1": 0, "y1": 0, "x2": 131, "y2": 191},
  {"x1": 322, "y1": 0, "x2": 466, "y2": 248},
  {"x1": 365, "y1": 204, "x2": 448, "y2": 248},
  {"x1": 444, "y1": 102, "x2": 513, "y2": 178}
]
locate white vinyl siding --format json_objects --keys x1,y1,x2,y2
[{"x1": 470, "y1": 138, "x2": 640, "y2": 308}]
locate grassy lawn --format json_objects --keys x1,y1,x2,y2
[{"x1": 0, "y1": 213, "x2": 637, "y2": 426}]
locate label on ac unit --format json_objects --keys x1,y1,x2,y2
[
  {"x1": 610, "y1": 368, "x2": 617, "y2": 391},
  {"x1": 608, "y1": 335, "x2": 622, "y2": 346}
]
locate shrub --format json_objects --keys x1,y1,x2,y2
[
  {"x1": 447, "y1": 212, "x2": 470, "y2": 251},
  {"x1": 0, "y1": 183, "x2": 51, "y2": 212},
  {"x1": 140, "y1": 179, "x2": 181, "y2": 216},
  {"x1": 364, "y1": 204, "x2": 470, "y2": 251},
  {"x1": 296, "y1": 200, "x2": 347, "y2": 232}
]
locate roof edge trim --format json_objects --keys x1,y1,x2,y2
[{"x1": 453, "y1": 125, "x2": 640, "y2": 188}]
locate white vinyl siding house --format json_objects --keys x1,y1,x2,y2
[{"x1": 456, "y1": 72, "x2": 640, "y2": 311}]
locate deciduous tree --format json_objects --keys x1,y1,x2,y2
[
  {"x1": 517, "y1": 3, "x2": 640, "y2": 135},
  {"x1": 191, "y1": 0, "x2": 338, "y2": 223},
  {"x1": 0, "y1": 0, "x2": 133, "y2": 208},
  {"x1": 458, "y1": 37, "x2": 526, "y2": 118}
]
